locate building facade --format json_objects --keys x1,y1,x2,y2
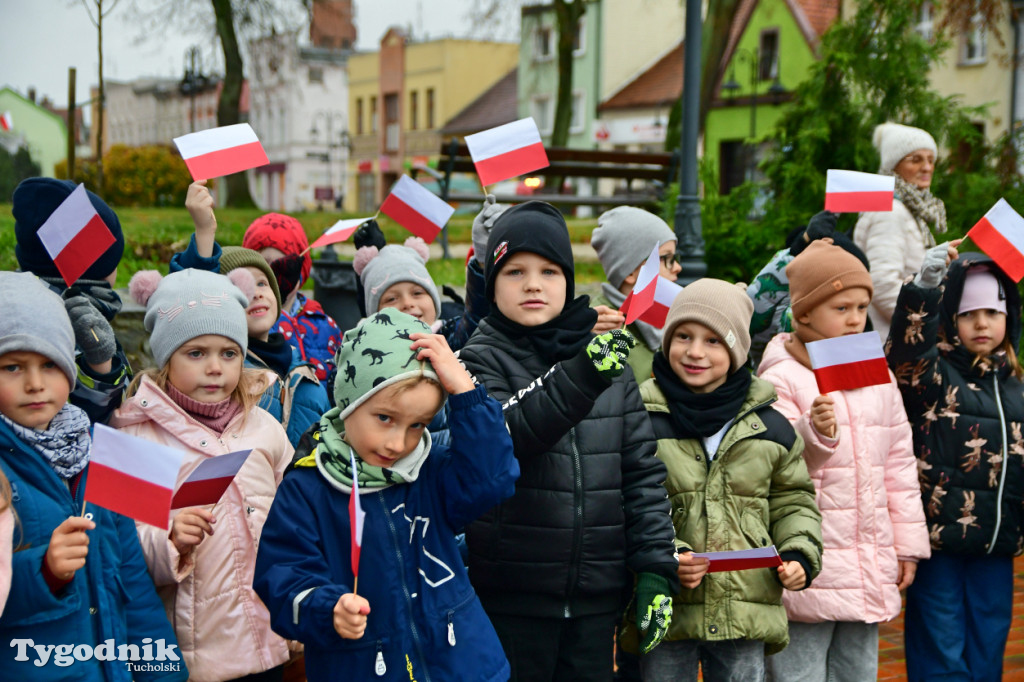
[{"x1": 0, "y1": 87, "x2": 69, "y2": 177}]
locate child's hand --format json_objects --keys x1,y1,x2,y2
[
  {"x1": 334, "y1": 593, "x2": 371, "y2": 639},
  {"x1": 810, "y1": 394, "x2": 836, "y2": 439},
  {"x1": 777, "y1": 560, "x2": 806, "y2": 591},
  {"x1": 170, "y1": 507, "x2": 216, "y2": 556},
  {"x1": 409, "y1": 333, "x2": 475, "y2": 394},
  {"x1": 591, "y1": 305, "x2": 625, "y2": 334},
  {"x1": 185, "y1": 180, "x2": 217, "y2": 258},
  {"x1": 896, "y1": 560, "x2": 917, "y2": 590},
  {"x1": 677, "y1": 551, "x2": 709, "y2": 590},
  {"x1": 46, "y1": 516, "x2": 95, "y2": 581}
]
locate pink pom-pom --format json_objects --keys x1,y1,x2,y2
[
  {"x1": 353, "y1": 245, "x2": 379, "y2": 276},
  {"x1": 128, "y1": 270, "x2": 163, "y2": 306},
  {"x1": 403, "y1": 236, "x2": 430, "y2": 263},
  {"x1": 227, "y1": 268, "x2": 256, "y2": 301}
]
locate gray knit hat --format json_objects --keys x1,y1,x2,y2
[
  {"x1": 873, "y1": 122, "x2": 937, "y2": 174},
  {"x1": 661, "y1": 278, "x2": 753, "y2": 372},
  {"x1": 219, "y1": 246, "x2": 282, "y2": 312},
  {"x1": 0, "y1": 272, "x2": 77, "y2": 387},
  {"x1": 129, "y1": 268, "x2": 253, "y2": 368},
  {"x1": 353, "y1": 237, "x2": 441, "y2": 319},
  {"x1": 592, "y1": 207, "x2": 677, "y2": 289},
  {"x1": 333, "y1": 310, "x2": 443, "y2": 418}
]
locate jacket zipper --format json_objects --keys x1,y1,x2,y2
[
  {"x1": 988, "y1": 374, "x2": 1009, "y2": 554},
  {"x1": 379, "y1": 492, "x2": 432, "y2": 682},
  {"x1": 563, "y1": 426, "x2": 584, "y2": 618}
]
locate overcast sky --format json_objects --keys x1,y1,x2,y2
[{"x1": 0, "y1": 0, "x2": 494, "y2": 118}]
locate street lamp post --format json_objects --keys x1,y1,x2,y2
[
  {"x1": 180, "y1": 46, "x2": 207, "y2": 133},
  {"x1": 310, "y1": 110, "x2": 347, "y2": 210},
  {"x1": 674, "y1": 0, "x2": 706, "y2": 284}
]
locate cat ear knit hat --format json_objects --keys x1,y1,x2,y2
[
  {"x1": 353, "y1": 237, "x2": 441, "y2": 318},
  {"x1": 661, "y1": 278, "x2": 753, "y2": 372},
  {"x1": 0, "y1": 271, "x2": 77, "y2": 387}
]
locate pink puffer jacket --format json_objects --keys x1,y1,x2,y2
[
  {"x1": 758, "y1": 334, "x2": 929, "y2": 623},
  {"x1": 111, "y1": 376, "x2": 293, "y2": 682}
]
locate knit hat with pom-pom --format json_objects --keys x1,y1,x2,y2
[
  {"x1": 354, "y1": 237, "x2": 441, "y2": 321},
  {"x1": 130, "y1": 268, "x2": 254, "y2": 368},
  {"x1": 873, "y1": 122, "x2": 937, "y2": 174}
]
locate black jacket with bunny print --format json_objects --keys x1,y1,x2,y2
[{"x1": 887, "y1": 252, "x2": 1024, "y2": 556}]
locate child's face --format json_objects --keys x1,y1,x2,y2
[
  {"x1": 797, "y1": 287, "x2": 871, "y2": 339},
  {"x1": 957, "y1": 309, "x2": 1007, "y2": 355},
  {"x1": 659, "y1": 241, "x2": 681, "y2": 282},
  {"x1": 167, "y1": 335, "x2": 243, "y2": 404},
  {"x1": 343, "y1": 381, "x2": 443, "y2": 468},
  {"x1": 667, "y1": 321, "x2": 731, "y2": 394},
  {"x1": 493, "y1": 252, "x2": 567, "y2": 326},
  {"x1": 378, "y1": 282, "x2": 437, "y2": 325},
  {"x1": 0, "y1": 351, "x2": 71, "y2": 429},
  {"x1": 242, "y1": 266, "x2": 279, "y2": 341}
]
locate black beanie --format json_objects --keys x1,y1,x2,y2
[
  {"x1": 12, "y1": 178, "x2": 125, "y2": 281},
  {"x1": 484, "y1": 201, "x2": 575, "y2": 303}
]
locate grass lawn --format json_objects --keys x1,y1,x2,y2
[{"x1": 0, "y1": 204, "x2": 603, "y2": 289}]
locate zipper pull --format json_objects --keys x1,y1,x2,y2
[
  {"x1": 447, "y1": 612, "x2": 456, "y2": 646},
  {"x1": 375, "y1": 642, "x2": 386, "y2": 676}
]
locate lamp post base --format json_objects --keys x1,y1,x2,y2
[{"x1": 674, "y1": 193, "x2": 706, "y2": 285}]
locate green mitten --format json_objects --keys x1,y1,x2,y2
[
  {"x1": 635, "y1": 572, "x2": 674, "y2": 655},
  {"x1": 584, "y1": 329, "x2": 637, "y2": 379}
]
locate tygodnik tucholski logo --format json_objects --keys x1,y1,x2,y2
[{"x1": 11, "y1": 637, "x2": 182, "y2": 672}]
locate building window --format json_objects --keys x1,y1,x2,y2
[
  {"x1": 573, "y1": 17, "x2": 586, "y2": 56},
  {"x1": 356, "y1": 98, "x2": 363, "y2": 135},
  {"x1": 915, "y1": 1, "x2": 934, "y2": 42},
  {"x1": 961, "y1": 15, "x2": 987, "y2": 65},
  {"x1": 570, "y1": 91, "x2": 585, "y2": 133},
  {"x1": 535, "y1": 25, "x2": 553, "y2": 61},
  {"x1": 370, "y1": 96, "x2": 378, "y2": 133},
  {"x1": 531, "y1": 94, "x2": 553, "y2": 134},
  {"x1": 308, "y1": 67, "x2": 323, "y2": 84},
  {"x1": 409, "y1": 90, "x2": 418, "y2": 131},
  {"x1": 758, "y1": 29, "x2": 779, "y2": 81},
  {"x1": 426, "y1": 88, "x2": 435, "y2": 129},
  {"x1": 385, "y1": 93, "x2": 400, "y2": 152}
]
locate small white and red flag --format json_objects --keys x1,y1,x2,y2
[
  {"x1": 465, "y1": 117, "x2": 550, "y2": 187},
  {"x1": 966, "y1": 198, "x2": 1024, "y2": 282},
  {"x1": 380, "y1": 175, "x2": 455, "y2": 243},
  {"x1": 173, "y1": 123, "x2": 269, "y2": 180},
  {"x1": 619, "y1": 277, "x2": 683, "y2": 329},
  {"x1": 0, "y1": 111, "x2": 12, "y2": 132},
  {"x1": 621, "y1": 244, "x2": 662, "y2": 326},
  {"x1": 349, "y1": 448, "x2": 366, "y2": 578},
  {"x1": 84, "y1": 425, "x2": 185, "y2": 530},
  {"x1": 806, "y1": 331, "x2": 890, "y2": 394},
  {"x1": 692, "y1": 546, "x2": 783, "y2": 573},
  {"x1": 310, "y1": 217, "x2": 376, "y2": 250},
  {"x1": 824, "y1": 170, "x2": 895, "y2": 213},
  {"x1": 36, "y1": 183, "x2": 116, "y2": 287},
  {"x1": 171, "y1": 449, "x2": 252, "y2": 509}
]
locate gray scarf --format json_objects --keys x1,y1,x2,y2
[
  {"x1": 601, "y1": 282, "x2": 664, "y2": 351},
  {"x1": 892, "y1": 175, "x2": 947, "y2": 236},
  {"x1": 0, "y1": 404, "x2": 91, "y2": 479}
]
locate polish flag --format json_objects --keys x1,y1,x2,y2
[
  {"x1": 0, "y1": 111, "x2": 12, "y2": 132},
  {"x1": 349, "y1": 448, "x2": 366, "y2": 578},
  {"x1": 310, "y1": 217, "x2": 376, "y2": 250},
  {"x1": 966, "y1": 198, "x2": 1024, "y2": 282},
  {"x1": 619, "y1": 277, "x2": 683, "y2": 328},
  {"x1": 622, "y1": 244, "x2": 662, "y2": 326},
  {"x1": 171, "y1": 449, "x2": 252, "y2": 509},
  {"x1": 380, "y1": 175, "x2": 455, "y2": 243},
  {"x1": 465, "y1": 117, "x2": 550, "y2": 187},
  {"x1": 173, "y1": 123, "x2": 269, "y2": 180},
  {"x1": 692, "y1": 546, "x2": 783, "y2": 573},
  {"x1": 84, "y1": 425, "x2": 185, "y2": 530},
  {"x1": 824, "y1": 170, "x2": 895, "y2": 213},
  {"x1": 806, "y1": 331, "x2": 891, "y2": 394},
  {"x1": 36, "y1": 183, "x2": 116, "y2": 287}
]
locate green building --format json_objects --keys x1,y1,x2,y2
[{"x1": 0, "y1": 87, "x2": 69, "y2": 178}]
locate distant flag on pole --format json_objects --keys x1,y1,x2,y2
[
  {"x1": 621, "y1": 244, "x2": 662, "y2": 326},
  {"x1": 380, "y1": 175, "x2": 455, "y2": 243},
  {"x1": 349, "y1": 448, "x2": 366, "y2": 578},
  {"x1": 806, "y1": 331, "x2": 891, "y2": 394},
  {"x1": 0, "y1": 111, "x2": 12, "y2": 132},
  {"x1": 173, "y1": 123, "x2": 269, "y2": 180},
  {"x1": 37, "y1": 183, "x2": 116, "y2": 287},
  {"x1": 310, "y1": 218, "x2": 376, "y2": 250},
  {"x1": 465, "y1": 117, "x2": 550, "y2": 187},
  {"x1": 84, "y1": 425, "x2": 184, "y2": 530},
  {"x1": 171, "y1": 449, "x2": 252, "y2": 509},
  {"x1": 619, "y1": 276, "x2": 683, "y2": 329},
  {"x1": 824, "y1": 170, "x2": 895, "y2": 213},
  {"x1": 966, "y1": 198, "x2": 1024, "y2": 282}
]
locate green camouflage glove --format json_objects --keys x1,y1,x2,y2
[
  {"x1": 584, "y1": 329, "x2": 636, "y2": 379},
  {"x1": 636, "y1": 572, "x2": 674, "y2": 655}
]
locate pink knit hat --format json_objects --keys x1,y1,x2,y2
[{"x1": 958, "y1": 267, "x2": 1007, "y2": 315}]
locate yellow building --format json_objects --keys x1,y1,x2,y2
[{"x1": 346, "y1": 28, "x2": 519, "y2": 212}]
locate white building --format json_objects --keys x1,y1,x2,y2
[{"x1": 101, "y1": 77, "x2": 221, "y2": 153}]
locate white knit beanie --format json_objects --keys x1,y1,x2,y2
[
  {"x1": 592, "y1": 207, "x2": 678, "y2": 289},
  {"x1": 873, "y1": 122, "x2": 937, "y2": 174}
]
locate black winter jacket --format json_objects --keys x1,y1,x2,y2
[
  {"x1": 887, "y1": 253, "x2": 1024, "y2": 556},
  {"x1": 457, "y1": 319, "x2": 678, "y2": 619}
]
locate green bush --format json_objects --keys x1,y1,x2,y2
[{"x1": 55, "y1": 144, "x2": 193, "y2": 207}]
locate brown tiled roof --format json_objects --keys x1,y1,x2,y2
[
  {"x1": 440, "y1": 69, "x2": 518, "y2": 136},
  {"x1": 598, "y1": 42, "x2": 684, "y2": 111},
  {"x1": 795, "y1": 0, "x2": 840, "y2": 40}
]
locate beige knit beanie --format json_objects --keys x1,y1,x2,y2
[
  {"x1": 787, "y1": 238, "x2": 874, "y2": 320},
  {"x1": 873, "y1": 122, "x2": 937, "y2": 174},
  {"x1": 661, "y1": 278, "x2": 753, "y2": 371}
]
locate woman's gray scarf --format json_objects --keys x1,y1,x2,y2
[{"x1": 892, "y1": 175, "x2": 947, "y2": 236}]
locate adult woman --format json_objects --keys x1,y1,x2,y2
[{"x1": 854, "y1": 122, "x2": 947, "y2": 341}]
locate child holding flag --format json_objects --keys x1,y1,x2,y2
[
  {"x1": 253, "y1": 310, "x2": 518, "y2": 682},
  {"x1": 111, "y1": 268, "x2": 293, "y2": 681},
  {"x1": 0, "y1": 271, "x2": 184, "y2": 681},
  {"x1": 757, "y1": 239, "x2": 930, "y2": 682},
  {"x1": 887, "y1": 245, "x2": 1024, "y2": 681}
]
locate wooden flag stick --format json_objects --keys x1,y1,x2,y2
[
  {"x1": 353, "y1": 575, "x2": 359, "y2": 596},
  {"x1": 90, "y1": 328, "x2": 99, "y2": 343}
]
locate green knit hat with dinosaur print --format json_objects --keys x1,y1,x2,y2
[{"x1": 334, "y1": 309, "x2": 443, "y2": 418}]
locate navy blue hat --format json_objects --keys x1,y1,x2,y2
[
  {"x1": 12, "y1": 178, "x2": 125, "y2": 281},
  {"x1": 484, "y1": 200, "x2": 575, "y2": 304}
]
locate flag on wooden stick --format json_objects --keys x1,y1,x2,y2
[
  {"x1": 36, "y1": 183, "x2": 117, "y2": 287},
  {"x1": 380, "y1": 176, "x2": 455, "y2": 243},
  {"x1": 966, "y1": 198, "x2": 1024, "y2": 282},
  {"x1": 806, "y1": 331, "x2": 890, "y2": 394},
  {"x1": 824, "y1": 170, "x2": 895, "y2": 213},
  {"x1": 465, "y1": 117, "x2": 550, "y2": 187},
  {"x1": 174, "y1": 123, "x2": 269, "y2": 180}
]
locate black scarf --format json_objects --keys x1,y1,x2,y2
[
  {"x1": 41, "y1": 276, "x2": 123, "y2": 321},
  {"x1": 248, "y1": 333, "x2": 293, "y2": 378},
  {"x1": 486, "y1": 296, "x2": 598, "y2": 365},
  {"x1": 652, "y1": 351, "x2": 752, "y2": 438}
]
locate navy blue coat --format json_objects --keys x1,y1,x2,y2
[{"x1": 254, "y1": 386, "x2": 518, "y2": 682}]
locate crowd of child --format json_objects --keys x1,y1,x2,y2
[{"x1": 0, "y1": 119, "x2": 1021, "y2": 682}]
